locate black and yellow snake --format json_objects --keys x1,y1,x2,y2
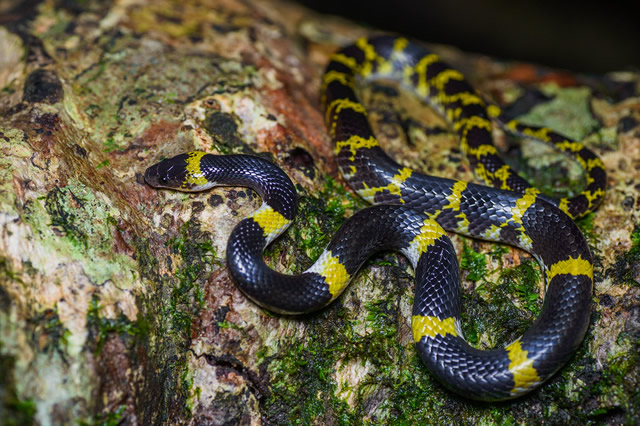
[{"x1": 144, "y1": 36, "x2": 606, "y2": 401}]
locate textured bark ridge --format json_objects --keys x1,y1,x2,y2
[{"x1": 1, "y1": 1, "x2": 639, "y2": 424}]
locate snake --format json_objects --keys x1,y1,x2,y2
[{"x1": 144, "y1": 35, "x2": 606, "y2": 401}]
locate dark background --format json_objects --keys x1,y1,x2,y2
[{"x1": 296, "y1": 0, "x2": 639, "y2": 73}]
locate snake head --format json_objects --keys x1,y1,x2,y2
[{"x1": 144, "y1": 152, "x2": 215, "y2": 192}]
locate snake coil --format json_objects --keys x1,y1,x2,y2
[{"x1": 145, "y1": 36, "x2": 605, "y2": 400}]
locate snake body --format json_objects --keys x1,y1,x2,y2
[{"x1": 144, "y1": 36, "x2": 605, "y2": 400}]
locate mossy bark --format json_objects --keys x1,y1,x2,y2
[{"x1": 0, "y1": 0, "x2": 639, "y2": 424}]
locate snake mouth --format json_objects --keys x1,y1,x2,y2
[{"x1": 144, "y1": 163, "x2": 162, "y2": 187}]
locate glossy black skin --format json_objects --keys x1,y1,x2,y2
[
  {"x1": 143, "y1": 36, "x2": 598, "y2": 402},
  {"x1": 144, "y1": 149, "x2": 592, "y2": 400}
]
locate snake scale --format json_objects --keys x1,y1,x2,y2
[{"x1": 144, "y1": 36, "x2": 606, "y2": 400}]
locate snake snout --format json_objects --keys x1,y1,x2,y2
[{"x1": 144, "y1": 163, "x2": 163, "y2": 188}]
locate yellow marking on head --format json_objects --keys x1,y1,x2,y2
[
  {"x1": 335, "y1": 135, "x2": 379, "y2": 160},
  {"x1": 506, "y1": 339, "x2": 541, "y2": 394},
  {"x1": 412, "y1": 315, "x2": 459, "y2": 342},
  {"x1": 487, "y1": 104, "x2": 502, "y2": 118},
  {"x1": 547, "y1": 255, "x2": 593, "y2": 282},
  {"x1": 184, "y1": 151, "x2": 209, "y2": 188},
  {"x1": 313, "y1": 251, "x2": 350, "y2": 299},
  {"x1": 250, "y1": 205, "x2": 291, "y2": 241}
]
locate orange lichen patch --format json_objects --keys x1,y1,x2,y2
[
  {"x1": 137, "y1": 121, "x2": 183, "y2": 148},
  {"x1": 262, "y1": 87, "x2": 334, "y2": 172},
  {"x1": 256, "y1": 122, "x2": 289, "y2": 150},
  {"x1": 504, "y1": 64, "x2": 578, "y2": 87}
]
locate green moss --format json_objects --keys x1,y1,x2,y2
[
  {"x1": 217, "y1": 320, "x2": 242, "y2": 330},
  {"x1": 86, "y1": 294, "x2": 148, "y2": 354},
  {"x1": 575, "y1": 212, "x2": 598, "y2": 244},
  {"x1": 499, "y1": 259, "x2": 542, "y2": 315},
  {"x1": 0, "y1": 345, "x2": 37, "y2": 426},
  {"x1": 29, "y1": 304, "x2": 72, "y2": 354},
  {"x1": 0, "y1": 257, "x2": 22, "y2": 285},
  {"x1": 45, "y1": 187, "x2": 89, "y2": 248},
  {"x1": 77, "y1": 405, "x2": 126, "y2": 426},
  {"x1": 263, "y1": 258, "x2": 438, "y2": 423},
  {"x1": 501, "y1": 86, "x2": 601, "y2": 200},
  {"x1": 261, "y1": 182, "x2": 551, "y2": 422},
  {"x1": 460, "y1": 241, "x2": 488, "y2": 282},
  {"x1": 102, "y1": 137, "x2": 120, "y2": 153},
  {"x1": 95, "y1": 159, "x2": 110, "y2": 169},
  {"x1": 606, "y1": 223, "x2": 640, "y2": 286},
  {"x1": 292, "y1": 177, "x2": 362, "y2": 263},
  {"x1": 165, "y1": 221, "x2": 218, "y2": 338},
  {"x1": 461, "y1": 254, "x2": 541, "y2": 349},
  {"x1": 264, "y1": 327, "x2": 352, "y2": 424},
  {"x1": 36, "y1": 180, "x2": 135, "y2": 287},
  {"x1": 130, "y1": 219, "x2": 221, "y2": 422}
]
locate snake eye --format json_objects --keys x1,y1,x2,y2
[{"x1": 160, "y1": 176, "x2": 169, "y2": 185}]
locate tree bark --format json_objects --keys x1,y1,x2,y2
[{"x1": 0, "y1": 0, "x2": 638, "y2": 424}]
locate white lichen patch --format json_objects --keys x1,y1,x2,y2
[
  {"x1": 0, "y1": 27, "x2": 24, "y2": 89},
  {"x1": 0, "y1": 128, "x2": 141, "y2": 350},
  {"x1": 188, "y1": 351, "x2": 261, "y2": 424},
  {"x1": 197, "y1": 93, "x2": 280, "y2": 151},
  {"x1": 334, "y1": 358, "x2": 374, "y2": 407}
]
